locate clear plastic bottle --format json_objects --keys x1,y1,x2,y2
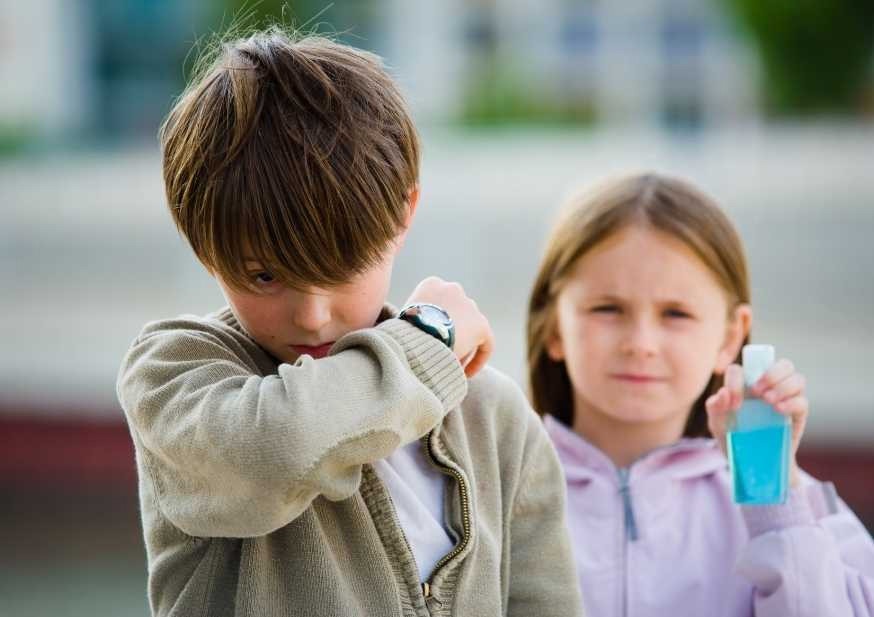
[{"x1": 726, "y1": 344, "x2": 791, "y2": 505}]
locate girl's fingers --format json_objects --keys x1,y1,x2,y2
[
  {"x1": 792, "y1": 406, "x2": 808, "y2": 445},
  {"x1": 752, "y1": 358, "x2": 795, "y2": 396},
  {"x1": 777, "y1": 395, "x2": 809, "y2": 456},
  {"x1": 761, "y1": 372, "x2": 806, "y2": 405},
  {"x1": 705, "y1": 388, "x2": 734, "y2": 443},
  {"x1": 723, "y1": 364, "x2": 744, "y2": 410},
  {"x1": 706, "y1": 387, "x2": 731, "y2": 416},
  {"x1": 706, "y1": 388, "x2": 729, "y2": 453},
  {"x1": 774, "y1": 394, "x2": 809, "y2": 420}
]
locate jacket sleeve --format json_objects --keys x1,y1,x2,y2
[
  {"x1": 736, "y1": 475, "x2": 874, "y2": 617},
  {"x1": 117, "y1": 317, "x2": 466, "y2": 539},
  {"x1": 507, "y1": 399, "x2": 584, "y2": 617}
]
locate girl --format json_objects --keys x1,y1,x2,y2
[{"x1": 526, "y1": 173, "x2": 874, "y2": 616}]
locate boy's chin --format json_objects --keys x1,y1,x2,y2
[{"x1": 259, "y1": 344, "x2": 300, "y2": 365}]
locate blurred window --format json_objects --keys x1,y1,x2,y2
[{"x1": 559, "y1": 5, "x2": 598, "y2": 55}]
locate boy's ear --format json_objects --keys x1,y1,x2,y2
[
  {"x1": 714, "y1": 303, "x2": 752, "y2": 374},
  {"x1": 404, "y1": 185, "x2": 419, "y2": 228},
  {"x1": 395, "y1": 185, "x2": 419, "y2": 249}
]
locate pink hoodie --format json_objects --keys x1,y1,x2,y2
[{"x1": 544, "y1": 414, "x2": 874, "y2": 617}]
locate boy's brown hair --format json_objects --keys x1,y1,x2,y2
[
  {"x1": 160, "y1": 28, "x2": 420, "y2": 291},
  {"x1": 526, "y1": 173, "x2": 751, "y2": 437}
]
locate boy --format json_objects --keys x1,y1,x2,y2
[{"x1": 117, "y1": 28, "x2": 581, "y2": 617}]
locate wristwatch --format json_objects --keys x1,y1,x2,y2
[{"x1": 398, "y1": 303, "x2": 455, "y2": 349}]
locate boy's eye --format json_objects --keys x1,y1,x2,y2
[{"x1": 252, "y1": 271, "x2": 277, "y2": 285}]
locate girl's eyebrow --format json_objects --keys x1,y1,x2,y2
[
  {"x1": 582, "y1": 293, "x2": 696, "y2": 308},
  {"x1": 652, "y1": 295, "x2": 698, "y2": 307},
  {"x1": 582, "y1": 292, "x2": 624, "y2": 302},
  {"x1": 658, "y1": 298, "x2": 692, "y2": 306}
]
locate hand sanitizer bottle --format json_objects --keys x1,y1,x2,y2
[{"x1": 727, "y1": 344, "x2": 790, "y2": 505}]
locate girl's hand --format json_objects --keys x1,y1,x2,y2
[{"x1": 705, "y1": 360, "x2": 809, "y2": 487}]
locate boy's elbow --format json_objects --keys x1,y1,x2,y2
[{"x1": 164, "y1": 486, "x2": 315, "y2": 538}]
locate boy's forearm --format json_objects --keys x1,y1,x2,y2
[{"x1": 118, "y1": 317, "x2": 466, "y2": 537}]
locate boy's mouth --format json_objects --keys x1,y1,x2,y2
[{"x1": 290, "y1": 342, "x2": 335, "y2": 358}]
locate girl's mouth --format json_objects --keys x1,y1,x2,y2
[{"x1": 611, "y1": 373, "x2": 667, "y2": 384}]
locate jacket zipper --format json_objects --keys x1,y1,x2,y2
[
  {"x1": 373, "y1": 470, "x2": 424, "y2": 590},
  {"x1": 420, "y1": 429, "x2": 472, "y2": 598},
  {"x1": 618, "y1": 467, "x2": 638, "y2": 617}
]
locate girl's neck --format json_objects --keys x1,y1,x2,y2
[{"x1": 571, "y1": 399, "x2": 689, "y2": 469}]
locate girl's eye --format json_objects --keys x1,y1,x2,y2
[
  {"x1": 591, "y1": 304, "x2": 620, "y2": 314},
  {"x1": 665, "y1": 309, "x2": 691, "y2": 319}
]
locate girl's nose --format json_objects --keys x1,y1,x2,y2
[
  {"x1": 620, "y1": 318, "x2": 659, "y2": 358},
  {"x1": 291, "y1": 292, "x2": 332, "y2": 333}
]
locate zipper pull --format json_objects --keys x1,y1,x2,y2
[
  {"x1": 423, "y1": 582, "x2": 432, "y2": 598},
  {"x1": 618, "y1": 468, "x2": 639, "y2": 542}
]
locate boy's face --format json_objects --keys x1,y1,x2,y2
[
  {"x1": 216, "y1": 245, "x2": 399, "y2": 364},
  {"x1": 215, "y1": 192, "x2": 416, "y2": 364}
]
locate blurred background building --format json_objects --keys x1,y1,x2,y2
[{"x1": 2, "y1": 1, "x2": 873, "y2": 615}]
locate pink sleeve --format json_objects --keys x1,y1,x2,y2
[{"x1": 736, "y1": 478, "x2": 874, "y2": 617}]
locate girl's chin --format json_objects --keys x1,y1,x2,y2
[{"x1": 599, "y1": 400, "x2": 684, "y2": 425}]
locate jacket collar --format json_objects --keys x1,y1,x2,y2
[{"x1": 543, "y1": 414, "x2": 726, "y2": 484}]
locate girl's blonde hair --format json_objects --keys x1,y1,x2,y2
[{"x1": 526, "y1": 173, "x2": 751, "y2": 436}]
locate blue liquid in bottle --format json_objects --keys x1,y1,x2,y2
[
  {"x1": 727, "y1": 345, "x2": 791, "y2": 505},
  {"x1": 727, "y1": 400, "x2": 790, "y2": 504}
]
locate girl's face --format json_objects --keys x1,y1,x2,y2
[{"x1": 548, "y1": 225, "x2": 748, "y2": 434}]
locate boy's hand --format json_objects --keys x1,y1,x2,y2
[
  {"x1": 705, "y1": 360, "x2": 809, "y2": 487},
  {"x1": 403, "y1": 277, "x2": 494, "y2": 378}
]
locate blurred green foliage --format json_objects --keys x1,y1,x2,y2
[
  {"x1": 208, "y1": 0, "x2": 310, "y2": 31},
  {"x1": 193, "y1": 0, "x2": 322, "y2": 80},
  {"x1": 204, "y1": 1, "x2": 367, "y2": 41},
  {"x1": 723, "y1": 0, "x2": 874, "y2": 115},
  {"x1": 0, "y1": 123, "x2": 36, "y2": 157}
]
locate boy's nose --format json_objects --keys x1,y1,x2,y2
[{"x1": 290, "y1": 294, "x2": 332, "y2": 333}]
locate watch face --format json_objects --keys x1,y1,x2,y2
[
  {"x1": 402, "y1": 303, "x2": 455, "y2": 348},
  {"x1": 419, "y1": 304, "x2": 451, "y2": 324},
  {"x1": 419, "y1": 304, "x2": 453, "y2": 338}
]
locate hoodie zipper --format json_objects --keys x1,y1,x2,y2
[
  {"x1": 420, "y1": 429, "x2": 472, "y2": 599},
  {"x1": 618, "y1": 468, "x2": 639, "y2": 542},
  {"x1": 618, "y1": 467, "x2": 638, "y2": 617}
]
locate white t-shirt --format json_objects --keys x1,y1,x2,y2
[{"x1": 371, "y1": 440, "x2": 455, "y2": 582}]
